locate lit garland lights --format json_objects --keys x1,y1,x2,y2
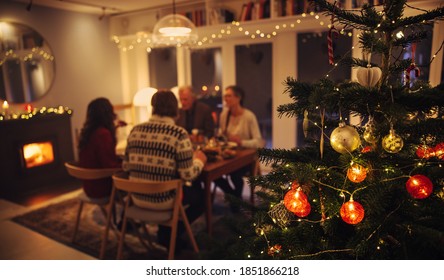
[
  {"x1": 0, "y1": 106, "x2": 72, "y2": 121},
  {"x1": 112, "y1": 12, "x2": 357, "y2": 52},
  {"x1": 0, "y1": 47, "x2": 55, "y2": 66}
]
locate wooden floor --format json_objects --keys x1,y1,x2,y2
[{"x1": 0, "y1": 190, "x2": 95, "y2": 260}]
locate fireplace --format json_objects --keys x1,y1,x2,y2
[
  {"x1": 22, "y1": 141, "x2": 55, "y2": 168},
  {"x1": 0, "y1": 111, "x2": 75, "y2": 197}
]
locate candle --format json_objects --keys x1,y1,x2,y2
[
  {"x1": 25, "y1": 104, "x2": 32, "y2": 113},
  {"x1": 2, "y1": 101, "x2": 9, "y2": 110}
]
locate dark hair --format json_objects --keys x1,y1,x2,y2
[
  {"x1": 226, "y1": 85, "x2": 245, "y2": 106},
  {"x1": 151, "y1": 90, "x2": 178, "y2": 117},
  {"x1": 78, "y1": 97, "x2": 116, "y2": 150}
]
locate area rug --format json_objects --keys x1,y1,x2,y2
[{"x1": 11, "y1": 195, "x2": 240, "y2": 260}]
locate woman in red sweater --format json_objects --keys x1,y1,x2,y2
[{"x1": 78, "y1": 97, "x2": 122, "y2": 198}]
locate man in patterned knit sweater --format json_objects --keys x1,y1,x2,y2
[{"x1": 122, "y1": 90, "x2": 207, "y2": 251}]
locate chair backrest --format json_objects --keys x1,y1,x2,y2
[
  {"x1": 112, "y1": 171, "x2": 182, "y2": 195},
  {"x1": 65, "y1": 161, "x2": 121, "y2": 180}
]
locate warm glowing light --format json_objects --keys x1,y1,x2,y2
[
  {"x1": 283, "y1": 183, "x2": 311, "y2": 218},
  {"x1": 2, "y1": 101, "x2": 8, "y2": 110},
  {"x1": 347, "y1": 163, "x2": 368, "y2": 183},
  {"x1": 406, "y1": 175, "x2": 433, "y2": 199},
  {"x1": 382, "y1": 129, "x2": 404, "y2": 153},
  {"x1": 340, "y1": 200, "x2": 365, "y2": 224},
  {"x1": 434, "y1": 143, "x2": 444, "y2": 159},
  {"x1": 202, "y1": 85, "x2": 208, "y2": 91},
  {"x1": 23, "y1": 141, "x2": 54, "y2": 168},
  {"x1": 416, "y1": 145, "x2": 435, "y2": 159},
  {"x1": 25, "y1": 104, "x2": 33, "y2": 113},
  {"x1": 152, "y1": 13, "x2": 197, "y2": 46}
]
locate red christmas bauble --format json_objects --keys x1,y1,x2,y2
[
  {"x1": 295, "y1": 202, "x2": 311, "y2": 218},
  {"x1": 416, "y1": 145, "x2": 435, "y2": 159},
  {"x1": 434, "y1": 143, "x2": 444, "y2": 160},
  {"x1": 347, "y1": 163, "x2": 367, "y2": 183},
  {"x1": 283, "y1": 187, "x2": 311, "y2": 218},
  {"x1": 406, "y1": 175, "x2": 433, "y2": 199},
  {"x1": 361, "y1": 146, "x2": 372, "y2": 153},
  {"x1": 340, "y1": 200, "x2": 365, "y2": 225}
]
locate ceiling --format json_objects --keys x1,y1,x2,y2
[{"x1": 11, "y1": 0, "x2": 207, "y2": 16}]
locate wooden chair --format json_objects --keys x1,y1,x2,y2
[
  {"x1": 64, "y1": 162, "x2": 121, "y2": 243},
  {"x1": 101, "y1": 172, "x2": 199, "y2": 260}
]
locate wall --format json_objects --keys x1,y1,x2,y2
[{"x1": 0, "y1": 1, "x2": 122, "y2": 158}]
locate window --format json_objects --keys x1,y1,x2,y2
[
  {"x1": 297, "y1": 31, "x2": 352, "y2": 83},
  {"x1": 191, "y1": 47, "x2": 223, "y2": 114},
  {"x1": 148, "y1": 47, "x2": 177, "y2": 89},
  {"x1": 235, "y1": 43, "x2": 272, "y2": 148}
]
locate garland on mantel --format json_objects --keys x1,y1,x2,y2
[{"x1": 0, "y1": 106, "x2": 72, "y2": 122}]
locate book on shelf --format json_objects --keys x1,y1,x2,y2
[
  {"x1": 183, "y1": 9, "x2": 206, "y2": 27},
  {"x1": 240, "y1": 1, "x2": 255, "y2": 21},
  {"x1": 207, "y1": 8, "x2": 235, "y2": 25},
  {"x1": 272, "y1": 0, "x2": 319, "y2": 17},
  {"x1": 240, "y1": 0, "x2": 271, "y2": 22}
]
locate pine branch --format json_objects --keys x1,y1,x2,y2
[{"x1": 398, "y1": 6, "x2": 444, "y2": 27}]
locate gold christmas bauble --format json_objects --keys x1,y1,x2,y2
[
  {"x1": 363, "y1": 121, "x2": 379, "y2": 144},
  {"x1": 382, "y1": 129, "x2": 404, "y2": 153},
  {"x1": 330, "y1": 122, "x2": 361, "y2": 154}
]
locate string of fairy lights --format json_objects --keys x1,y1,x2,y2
[
  {"x1": 112, "y1": 11, "x2": 356, "y2": 52},
  {"x1": 0, "y1": 106, "x2": 72, "y2": 122},
  {"x1": 0, "y1": 47, "x2": 54, "y2": 66}
]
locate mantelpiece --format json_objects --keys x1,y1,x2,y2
[{"x1": 0, "y1": 111, "x2": 75, "y2": 197}]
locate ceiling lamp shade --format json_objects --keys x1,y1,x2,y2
[{"x1": 152, "y1": 14, "x2": 198, "y2": 47}]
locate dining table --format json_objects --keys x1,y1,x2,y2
[{"x1": 199, "y1": 148, "x2": 258, "y2": 236}]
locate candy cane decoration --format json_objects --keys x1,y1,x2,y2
[
  {"x1": 328, "y1": 16, "x2": 339, "y2": 65},
  {"x1": 405, "y1": 43, "x2": 420, "y2": 86}
]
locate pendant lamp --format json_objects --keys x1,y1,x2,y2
[{"x1": 152, "y1": 0, "x2": 198, "y2": 47}]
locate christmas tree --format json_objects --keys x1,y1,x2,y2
[{"x1": 217, "y1": 0, "x2": 444, "y2": 260}]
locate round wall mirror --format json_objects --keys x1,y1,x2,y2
[{"x1": 0, "y1": 21, "x2": 55, "y2": 104}]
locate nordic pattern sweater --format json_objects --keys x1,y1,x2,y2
[{"x1": 122, "y1": 115, "x2": 204, "y2": 210}]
